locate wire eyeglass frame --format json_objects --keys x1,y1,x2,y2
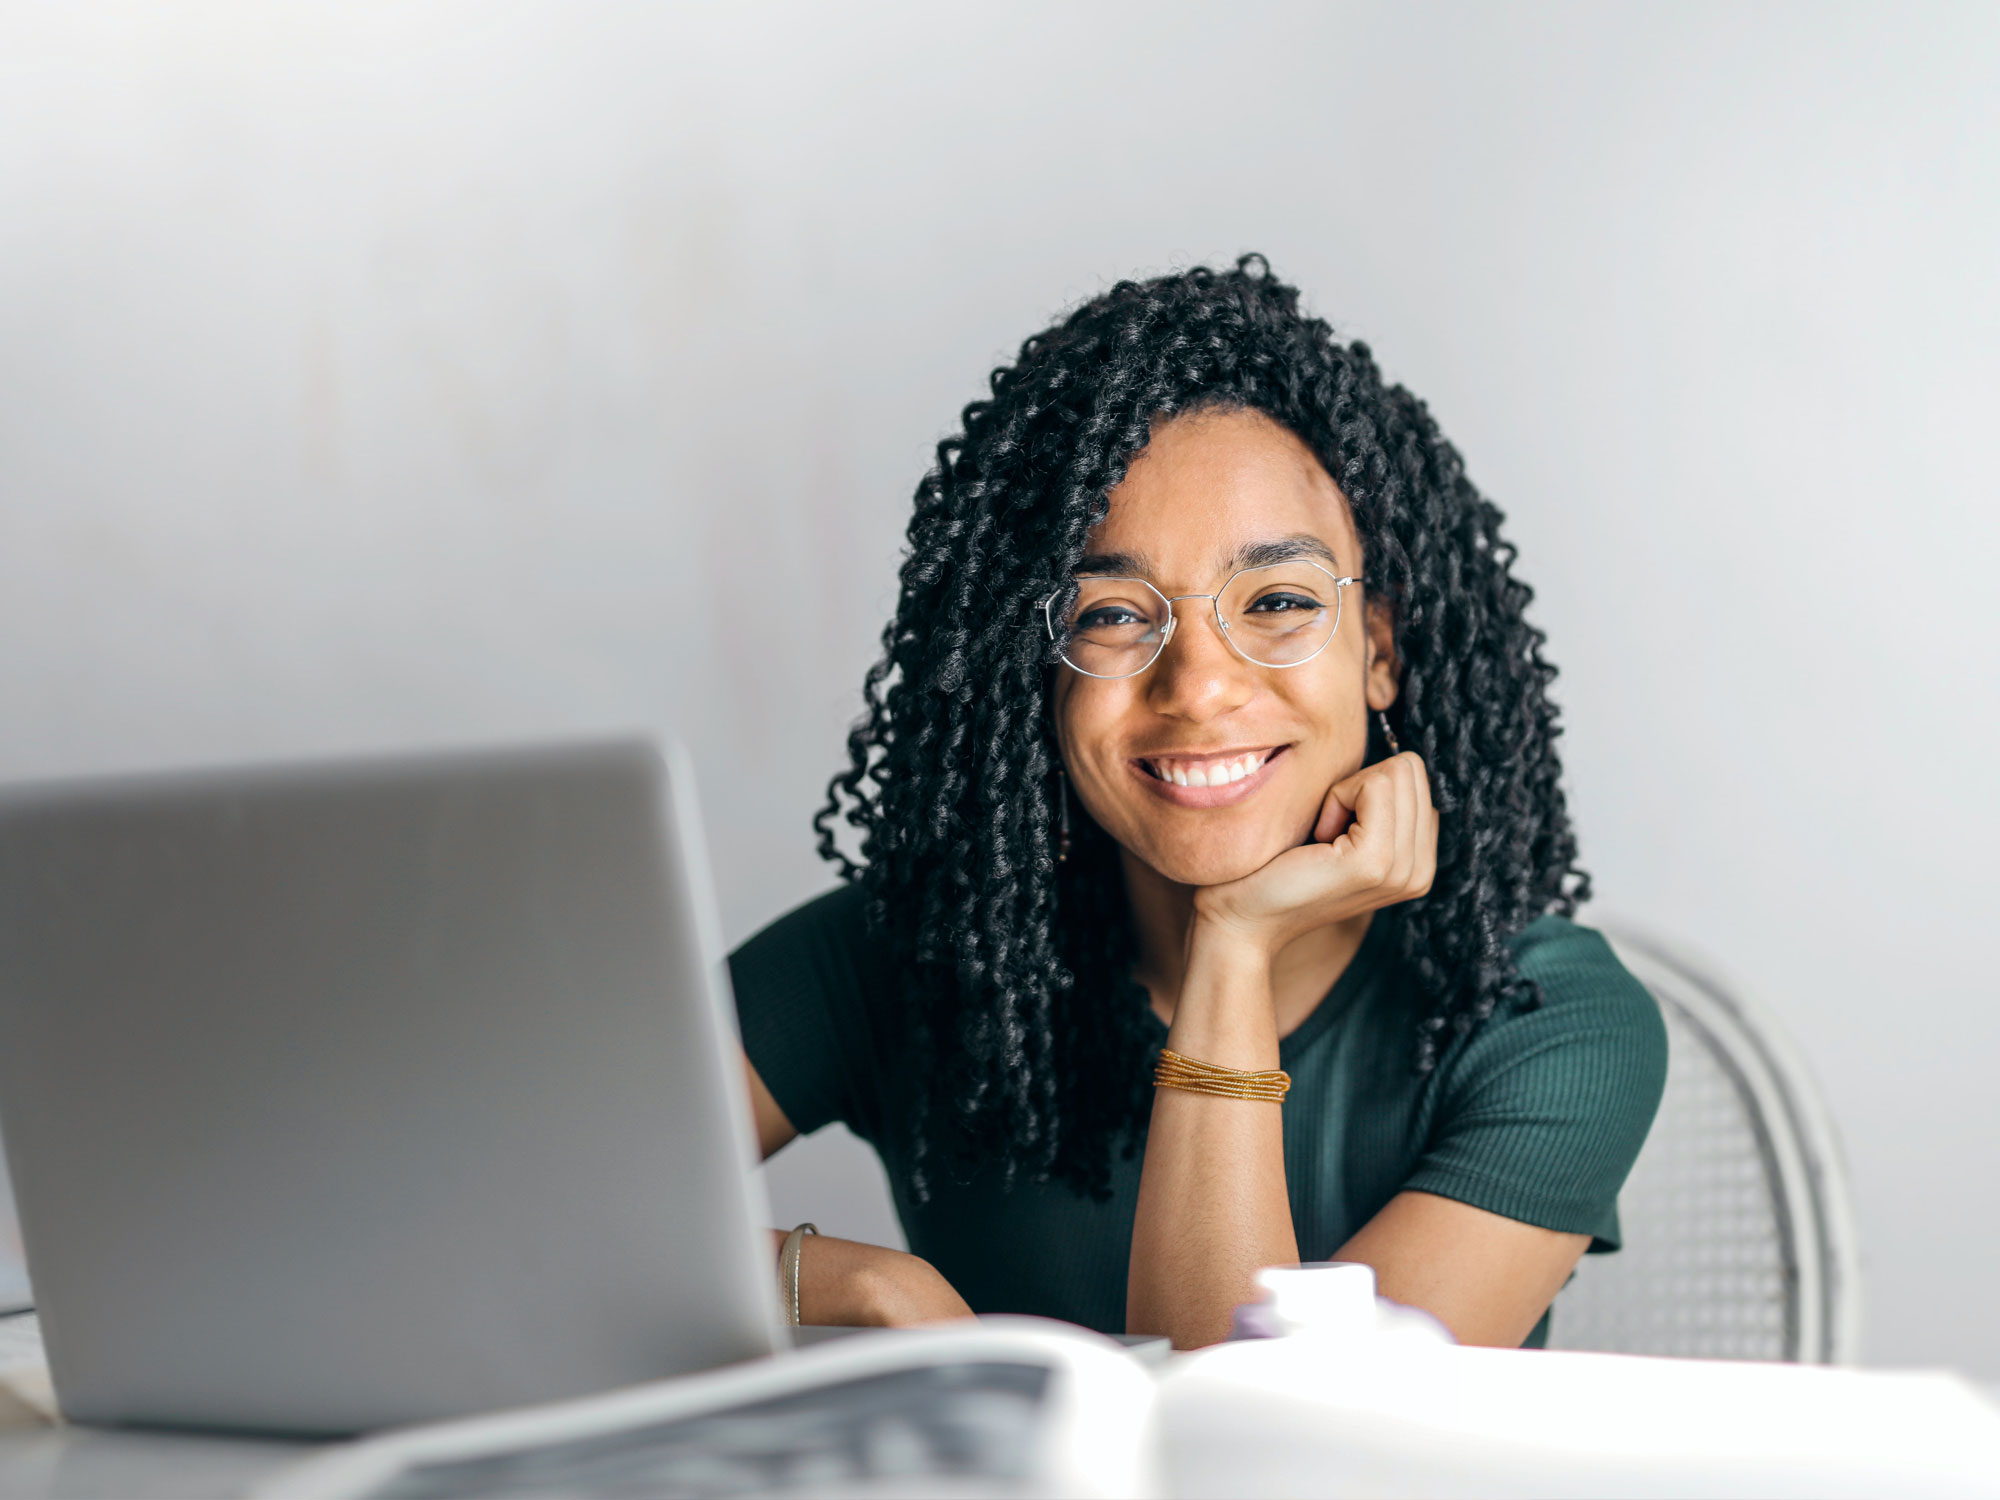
[{"x1": 1040, "y1": 559, "x2": 1360, "y2": 680}]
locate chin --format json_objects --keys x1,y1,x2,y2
[{"x1": 1141, "y1": 827, "x2": 1296, "y2": 888}]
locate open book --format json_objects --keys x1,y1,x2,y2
[
  {"x1": 248, "y1": 1309, "x2": 2000, "y2": 1500},
  {"x1": 252, "y1": 1319, "x2": 1156, "y2": 1500}
]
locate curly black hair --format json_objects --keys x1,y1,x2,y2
[{"x1": 815, "y1": 255, "x2": 1587, "y2": 1200}]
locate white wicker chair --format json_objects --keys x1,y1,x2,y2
[{"x1": 1546, "y1": 928, "x2": 1863, "y2": 1363}]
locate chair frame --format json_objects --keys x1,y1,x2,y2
[{"x1": 1601, "y1": 924, "x2": 1864, "y2": 1365}]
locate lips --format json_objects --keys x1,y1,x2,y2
[
  {"x1": 1130, "y1": 745, "x2": 1288, "y2": 808},
  {"x1": 1141, "y1": 748, "x2": 1273, "y2": 787}
]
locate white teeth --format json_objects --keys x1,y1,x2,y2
[{"x1": 1150, "y1": 751, "x2": 1274, "y2": 788}]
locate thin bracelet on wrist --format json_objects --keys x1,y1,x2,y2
[
  {"x1": 1153, "y1": 1047, "x2": 1291, "y2": 1103},
  {"x1": 779, "y1": 1222, "x2": 818, "y2": 1326}
]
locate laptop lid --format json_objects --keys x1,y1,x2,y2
[{"x1": 0, "y1": 738, "x2": 783, "y2": 1434}]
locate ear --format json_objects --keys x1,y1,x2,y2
[{"x1": 1363, "y1": 595, "x2": 1400, "y2": 712}]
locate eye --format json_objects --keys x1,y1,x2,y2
[
  {"x1": 1076, "y1": 604, "x2": 1148, "y2": 630},
  {"x1": 1245, "y1": 590, "x2": 1323, "y2": 615}
]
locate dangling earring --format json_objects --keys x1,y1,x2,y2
[
  {"x1": 1055, "y1": 769, "x2": 1071, "y2": 864},
  {"x1": 1378, "y1": 710, "x2": 1401, "y2": 756}
]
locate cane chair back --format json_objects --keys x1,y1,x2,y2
[{"x1": 1547, "y1": 929, "x2": 1861, "y2": 1363}]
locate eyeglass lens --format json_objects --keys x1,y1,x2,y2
[{"x1": 1054, "y1": 562, "x2": 1342, "y2": 677}]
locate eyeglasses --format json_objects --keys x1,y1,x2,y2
[{"x1": 1039, "y1": 560, "x2": 1359, "y2": 680}]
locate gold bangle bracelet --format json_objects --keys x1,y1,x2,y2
[{"x1": 1153, "y1": 1047, "x2": 1291, "y2": 1103}]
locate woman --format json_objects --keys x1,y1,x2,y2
[{"x1": 732, "y1": 256, "x2": 1667, "y2": 1350}]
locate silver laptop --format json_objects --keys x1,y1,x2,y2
[{"x1": 0, "y1": 739, "x2": 784, "y2": 1434}]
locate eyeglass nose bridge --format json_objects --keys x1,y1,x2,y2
[{"x1": 1158, "y1": 590, "x2": 1234, "y2": 648}]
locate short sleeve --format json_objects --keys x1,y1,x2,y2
[
  {"x1": 727, "y1": 883, "x2": 896, "y2": 1144},
  {"x1": 1401, "y1": 916, "x2": 1668, "y2": 1252}
]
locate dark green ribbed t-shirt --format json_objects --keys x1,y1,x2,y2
[{"x1": 729, "y1": 885, "x2": 1667, "y2": 1348}]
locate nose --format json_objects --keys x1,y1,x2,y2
[{"x1": 1144, "y1": 597, "x2": 1255, "y2": 723}]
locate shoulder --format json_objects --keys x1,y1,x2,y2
[
  {"x1": 731, "y1": 880, "x2": 875, "y2": 974},
  {"x1": 1440, "y1": 912, "x2": 1668, "y2": 1112},
  {"x1": 727, "y1": 882, "x2": 896, "y2": 1138},
  {"x1": 1506, "y1": 914, "x2": 1666, "y2": 1050},
  {"x1": 729, "y1": 880, "x2": 897, "y2": 1035}
]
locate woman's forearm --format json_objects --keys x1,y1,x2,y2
[
  {"x1": 768, "y1": 1230, "x2": 974, "y2": 1327},
  {"x1": 1125, "y1": 929, "x2": 1299, "y2": 1348}
]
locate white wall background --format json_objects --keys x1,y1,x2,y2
[{"x1": 1, "y1": 2, "x2": 1994, "y2": 1375}]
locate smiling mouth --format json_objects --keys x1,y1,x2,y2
[
  {"x1": 1139, "y1": 746, "x2": 1283, "y2": 787},
  {"x1": 1130, "y1": 745, "x2": 1288, "y2": 809}
]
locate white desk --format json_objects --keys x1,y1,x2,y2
[{"x1": 0, "y1": 1423, "x2": 313, "y2": 1499}]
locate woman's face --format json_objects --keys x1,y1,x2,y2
[{"x1": 1053, "y1": 408, "x2": 1397, "y2": 888}]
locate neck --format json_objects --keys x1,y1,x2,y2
[{"x1": 1121, "y1": 850, "x2": 1373, "y2": 1037}]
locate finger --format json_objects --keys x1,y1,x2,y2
[
  {"x1": 1327, "y1": 765, "x2": 1398, "y2": 886},
  {"x1": 1388, "y1": 753, "x2": 1418, "y2": 892},
  {"x1": 1326, "y1": 760, "x2": 1372, "y2": 813},
  {"x1": 1407, "y1": 752, "x2": 1434, "y2": 822},
  {"x1": 1313, "y1": 777, "x2": 1354, "y2": 843},
  {"x1": 1319, "y1": 751, "x2": 1393, "y2": 841},
  {"x1": 1408, "y1": 754, "x2": 1438, "y2": 895}
]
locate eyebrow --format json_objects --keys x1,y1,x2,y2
[
  {"x1": 1231, "y1": 533, "x2": 1342, "y2": 571},
  {"x1": 1073, "y1": 533, "x2": 1343, "y2": 580}
]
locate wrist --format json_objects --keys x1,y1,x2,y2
[
  {"x1": 1187, "y1": 903, "x2": 1282, "y2": 969},
  {"x1": 1167, "y1": 918, "x2": 1280, "y2": 1067}
]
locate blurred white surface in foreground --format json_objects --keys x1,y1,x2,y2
[{"x1": 1160, "y1": 1335, "x2": 2000, "y2": 1499}]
